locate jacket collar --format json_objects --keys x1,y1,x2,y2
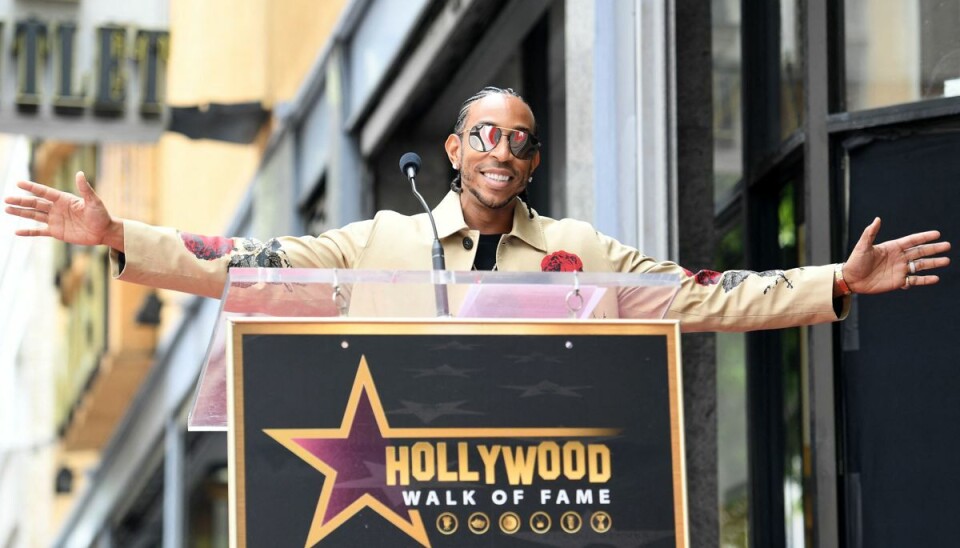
[{"x1": 433, "y1": 191, "x2": 546, "y2": 252}]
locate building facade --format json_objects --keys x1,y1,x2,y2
[{"x1": 4, "y1": 0, "x2": 958, "y2": 547}]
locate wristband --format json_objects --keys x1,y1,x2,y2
[{"x1": 834, "y1": 263, "x2": 852, "y2": 296}]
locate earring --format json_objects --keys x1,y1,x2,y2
[
  {"x1": 453, "y1": 164, "x2": 459, "y2": 170},
  {"x1": 528, "y1": 176, "x2": 533, "y2": 183}
]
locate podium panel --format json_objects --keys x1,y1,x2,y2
[
  {"x1": 228, "y1": 319, "x2": 687, "y2": 547},
  {"x1": 190, "y1": 268, "x2": 681, "y2": 430}
]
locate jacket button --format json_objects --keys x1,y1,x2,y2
[{"x1": 462, "y1": 237, "x2": 474, "y2": 250}]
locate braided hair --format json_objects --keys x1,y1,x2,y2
[{"x1": 450, "y1": 86, "x2": 537, "y2": 219}]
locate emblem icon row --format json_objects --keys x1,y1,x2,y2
[{"x1": 436, "y1": 510, "x2": 612, "y2": 535}]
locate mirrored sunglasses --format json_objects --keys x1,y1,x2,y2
[{"x1": 467, "y1": 123, "x2": 541, "y2": 160}]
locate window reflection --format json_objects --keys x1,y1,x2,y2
[
  {"x1": 713, "y1": 2, "x2": 750, "y2": 545},
  {"x1": 776, "y1": 182, "x2": 807, "y2": 548},
  {"x1": 712, "y1": 0, "x2": 743, "y2": 209},
  {"x1": 715, "y1": 223, "x2": 750, "y2": 548},
  {"x1": 780, "y1": 0, "x2": 804, "y2": 138},
  {"x1": 845, "y1": 0, "x2": 960, "y2": 110},
  {"x1": 189, "y1": 462, "x2": 229, "y2": 548},
  {"x1": 301, "y1": 177, "x2": 329, "y2": 236}
]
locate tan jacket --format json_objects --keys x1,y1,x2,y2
[{"x1": 112, "y1": 191, "x2": 847, "y2": 331}]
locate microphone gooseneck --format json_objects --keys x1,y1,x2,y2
[{"x1": 399, "y1": 152, "x2": 450, "y2": 317}]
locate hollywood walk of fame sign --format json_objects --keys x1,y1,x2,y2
[{"x1": 227, "y1": 319, "x2": 688, "y2": 547}]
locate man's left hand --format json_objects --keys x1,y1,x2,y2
[{"x1": 843, "y1": 217, "x2": 951, "y2": 294}]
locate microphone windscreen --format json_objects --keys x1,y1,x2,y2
[{"x1": 399, "y1": 152, "x2": 422, "y2": 176}]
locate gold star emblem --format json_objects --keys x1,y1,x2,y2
[{"x1": 264, "y1": 357, "x2": 430, "y2": 547}]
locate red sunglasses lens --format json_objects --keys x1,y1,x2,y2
[{"x1": 468, "y1": 124, "x2": 538, "y2": 159}]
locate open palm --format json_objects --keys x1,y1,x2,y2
[
  {"x1": 4, "y1": 171, "x2": 118, "y2": 247},
  {"x1": 843, "y1": 217, "x2": 951, "y2": 294}
]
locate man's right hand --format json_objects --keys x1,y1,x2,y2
[{"x1": 4, "y1": 171, "x2": 125, "y2": 252}]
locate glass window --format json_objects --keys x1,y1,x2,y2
[
  {"x1": 712, "y1": 0, "x2": 743, "y2": 208},
  {"x1": 189, "y1": 462, "x2": 229, "y2": 548},
  {"x1": 845, "y1": 0, "x2": 960, "y2": 111},
  {"x1": 346, "y1": 0, "x2": 430, "y2": 120},
  {"x1": 715, "y1": 223, "x2": 750, "y2": 548},
  {"x1": 779, "y1": 0, "x2": 804, "y2": 138},
  {"x1": 298, "y1": 87, "x2": 331, "y2": 201},
  {"x1": 252, "y1": 138, "x2": 296, "y2": 238},
  {"x1": 301, "y1": 176, "x2": 328, "y2": 236},
  {"x1": 775, "y1": 181, "x2": 807, "y2": 548}
]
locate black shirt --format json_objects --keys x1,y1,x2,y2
[{"x1": 473, "y1": 234, "x2": 501, "y2": 271}]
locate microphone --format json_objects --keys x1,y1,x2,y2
[
  {"x1": 400, "y1": 152, "x2": 420, "y2": 179},
  {"x1": 399, "y1": 152, "x2": 450, "y2": 317}
]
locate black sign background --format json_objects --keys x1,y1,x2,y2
[{"x1": 231, "y1": 322, "x2": 685, "y2": 547}]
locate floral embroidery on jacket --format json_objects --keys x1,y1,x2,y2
[
  {"x1": 228, "y1": 238, "x2": 292, "y2": 268},
  {"x1": 720, "y1": 269, "x2": 795, "y2": 293},
  {"x1": 180, "y1": 233, "x2": 234, "y2": 260},
  {"x1": 683, "y1": 268, "x2": 723, "y2": 286},
  {"x1": 758, "y1": 269, "x2": 794, "y2": 294},
  {"x1": 180, "y1": 232, "x2": 292, "y2": 268},
  {"x1": 541, "y1": 250, "x2": 584, "y2": 272}
]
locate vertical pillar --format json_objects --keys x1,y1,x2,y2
[
  {"x1": 563, "y1": 0, "x2": 595, "y2": 224},
  {"x1": 326, "y1": 48, "x2": 366, "y2": 226},
  {"x1": 566, "y1": 0, "x2": 672, "y2": 255},
  {"x1": 163, "y1": 417, "x2": 184, "y2": 548},
  {"x1": 673, "y1": 0, "x2": 718, "y2": 546},
  {"x1": 573, "y1": 0, "x2": 716, "y2": 543},
  {"x1": 803, "y1": 0, "x2": 840, "y2": 545}
]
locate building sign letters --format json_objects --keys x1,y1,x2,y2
[{"x1": 10, "y1": 17, "x2": 168, "y2": 118}]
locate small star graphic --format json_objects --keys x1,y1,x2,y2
[
  {"x1": 388, "y1": 400, "x2": 484, "y2": 424},
  {"x1": 406, "y1": 364, "x2": 480, "y2": 378},
  {"x1": 503, "y1": 380, "x2": 592, "y2": 397},
  {"x1": 429, "y1": 341, "x2": 481, "y2": 351},
  {"x1": 504, "y1": 352, "x2": 564, "y2": 364}
]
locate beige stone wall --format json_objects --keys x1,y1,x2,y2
[
  {"x1": 160, "y1": 0, "x2": 266, "y2": 237},
  {"x1": 155, "y1": 0, "x2": 348, "y2": 236},
  {"x1": 266, "y1": 0, "x2": 349, "y2": 105},
  {"x1": 166, "y1": 0, "x2": 269, "y2": 105}
]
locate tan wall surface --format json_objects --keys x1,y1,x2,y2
[
  {"x1": 161, "y1": 0, "x2": 270, "y2": 235},
  {"x1": 167, "y1": 0, "x2": 269, "y2": 105},
  {"x1": 267, "y1": 0, "x2": 349, "y2": 104},
  {"x1": 157, "y1": 0, "x2": 349, "y2": 238}
]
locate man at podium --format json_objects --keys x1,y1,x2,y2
[{"x1": 4, "y1": 87, "x2": 950, "y2": 331}]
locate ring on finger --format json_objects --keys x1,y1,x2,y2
[
  {"x1": 908, "y1": 260, "x2": 917, "y2": 274},
  {"x1": 902, "y1": 275, "x2": 912, "y2": 290}
]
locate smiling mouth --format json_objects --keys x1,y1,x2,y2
[{"x1": 481, "y1": 171, "x2": 512, "y2": 184}]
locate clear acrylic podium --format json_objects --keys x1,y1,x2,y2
[{"x1": 187, "y1": 268, "x2": 681, "y2": 431}]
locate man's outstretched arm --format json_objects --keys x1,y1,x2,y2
[
  {"x1": 4, "y1": 171, "x2": 125, "y2": 252},
  {"x1": 4, "y1": 171, "x2": 372, "y2": 299},
  {"x1": 601, "y1": 215, "x2": 950, "y2": 331}
]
